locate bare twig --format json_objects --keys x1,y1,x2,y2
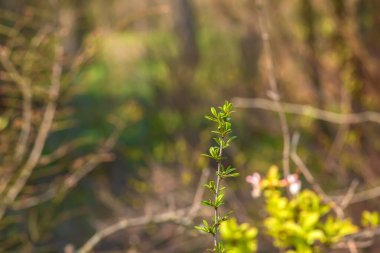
[
  {"x1": 325, "y1": 0, "x2": 380, "y2": 88},
  {"x1": 0, "y1": 57, "x2": 32, "y2": 196},
  {"x1": 22, "y1": 25, "x2": 54, "y2": 74},
  {"x1": 11, "y1": 123, "x2": 125, "y2": 210},
  {"x1": 291, "y1": 133, "x2": 377, "y2": 224},
  {"x1": 347, "y1": 240, "x2": 359, "y2": 253},
  {"x1": 0, "y1": 33, "x2": 64, "y2": 220},
  {"x1": 339, "y1": 180, "x2": 359, "y2": 209},
  {"x1": 339, "y1": 179, "x2": 360, "y2": 251},
  {"x1": 290, "y1": 133, "x2": 344, "y2": 217},
  {"x1": 188, "y1": 168, "x2": 210, "y2": 217},
  {"x1": 256, "y1": 0, "x2": 290, "y2": 177},
  {"x1": 325, "y1": 85, "x2": 351, "y2": 175},
  {"x1": 343, "y1": 185, "x2": 380, "y2": 205},
  {"x1": 291, "y1": 133, "x2": 329, "y2": 199},
  {"x1": 233, "y1": 97, "x2": 380, "y2": 125},
  {"x1": 0, "y1": 47, "x2": 32, "y2": 165},
  {"x1": 76, "y1": 168, "x2": 209, "y2": 253},
  {"x1": 38, "y1": 139, "x2": 84, "y2": 166},
  {"x1": 334, "y1": 226, "x2": 379, "y2": 250},
  {"x1": 116, "y1": 4, "x2": 170, "y2": 30},
  {"x1": 77, "y1": 208, "x2": 189, "y2": 253}
]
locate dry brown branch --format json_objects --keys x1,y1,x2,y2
[
  {"x1": 78, "y1": 208, "x2": 189, "y2": 253},
  {"x1": 290, "y1": 133, "x2": 328, "y2": 199},
  {"x1": 340, "y1": 185, "x2": 380, "y2": 205},
  {"x1": 0, "y1": 22, "x2": 58, "y2": 208},
  {"x1": 96, "y1": 186, "x2": 127, "y2": 216},
  {"x1": 22, "y1": 25, "x2": 54, "y2": 75},
  {"x1": 347, "y1": 240, "x2": 359, "y2": 253},
  {"x1": 290, "y1": 131, "x2": 380, "y2": 230},
  {"x1": 0, "y1": 32, "x2": 64, "y2": 220},
  {"x1": 334, "y1": 227, "x2": 379, "y2": 250},
  {"x1": 59, "y1": 122, "x2": 125, "y2": 192},
  {"x1": 293, "y1": 146, "x2": 360, "y2": 233},
  {"x1": 38, "y1": 139, "x2": 84, "y2": 166},
  {"x1": 256, "y1": 0, "x2": 290, "y2": 177},
  {"x1": 11, "y1": 123, "x2": 125, "y2": 210},
  {"x1": 325, "y1": 85, "x2": 352, "y2": 176},
  {"x1": 339, "y1": 180, "x2": 359, "y2": 209},
  {"x1": 339, "y1": 179, "x2": 360, "y2": 252},
  {"x1": 76, "y1": 168, "x2": 210, "y2": 253},
  {"x1": 10, "y1": 154, "x2": 112, "y2": 211},
  {"x1": 0, "y1": 46, "x2": 32, "y2": 165},
  {"x1": 188, "y1": 168, "x2": 210, "y2": 217},
  {"x1": 325, "y1": 0, "x2": 380, "y2": 87},
  {"x1": 233, "y1": 97, "x2": 380, "y2": 125},
  {"x1": 116, "y1": 4, "x2": 170, "y2": 30},
  {"x1": 0, "y1": 71, "x2": 31, "y2": 196},
  {"x1": 290, "y1": 133, "x2": 344, "y2": 217}
]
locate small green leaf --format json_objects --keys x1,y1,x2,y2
[
  {"x1": 226, "y1": 136, "x2": 237, "y2": 145},
  {"x1": 211, "y1": 107, "x2": 217, "y2": 117},
  {"x1": 205, "y1": 115, "x2": 218, "y2": 122},
  {"x1": 215, "y1": 194, "x2": 225, "y2": 207},
  {"x1": 194, "y1": 226, "x2": 205, "y2": 232},
  {"x1": 202, "y1": 200, "x2": 215, "y2": 207},
  {"x1": 223, "y1": 172, "x2": 240, "y2": 178},
  {"x1": 204, "y1": 181, "x2": 216, "y2": 192}
]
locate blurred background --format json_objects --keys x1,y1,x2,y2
[{"x1": 1, "y1": 0, "x2": 380, "y2": 252}]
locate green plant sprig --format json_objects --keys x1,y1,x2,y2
[{"x1": 195, "y1": 101, "x2": 239, "y2": 253}]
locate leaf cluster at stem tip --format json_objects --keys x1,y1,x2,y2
[{"x1": 196, "y1": 101, "x2": 239, "y2": 253}]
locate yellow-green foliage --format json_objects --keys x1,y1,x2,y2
[
  {"x1": 362, "y1": 211, "x2": 380, "y2": 229},
  {"x1": 220, "y1": 218, "x2": 258, "y2": 253},
  {"x1": 263, "y1": 166, "x2": 357, "y2": 253}
]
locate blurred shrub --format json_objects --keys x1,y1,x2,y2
[{"x1": 220, "y1": 218, "x2": 258, "y2": 253}]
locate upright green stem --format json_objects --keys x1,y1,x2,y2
[
  {"x1": 195, "y1": 101, "x2": 238, "y2": 253},
  {"x1": 214, "y1": 139, "x2": 224, "y2": 248}
]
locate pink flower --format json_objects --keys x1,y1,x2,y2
[
  {"x1": 286, "y1": 174, "x2": 301, "y2": 195},
  {"x1": 246, "y1": 172, "x2": 261, "y2": 198}
]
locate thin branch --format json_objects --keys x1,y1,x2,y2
[
  {"x1": 290, "y1": 133, "x2": 329, "y2": 200},
  {"x1": 38, "y1": 139, "x2": 84, "y2": 166},
  {"x1": 341, "y1": 185, "x2": 380, "y2": 205},
  {"x1": 339, "y1": 179, "x2": 360, "y2": 252},
  {"x1": 291, "y1": 135, "x2": 377, "y2": 228},
  {"x1": 0, "y1": 46, "x2": 32, "y2": 165},
  {"x1": 233, "y1": 97, "x2": 380, "y2": 125},
  {"x1": 76, "y1": 169, "x2": 209, "y2": 253},
  {"x1": 325, "y1": 0, "x2": 380, "y2": 87},
  {"x1": 256, "y1": 0, "x2": 290, "y2": 177},
  {"x1": 347, "y1": 240, "x2": 359, "y2": 253},
  {"x1": 78, "y1": 208, "x2": 189, "y2": 253},
  {"x1": 116, "y1": 4, "x2": 170, "y2": 30},
  {"x1": 172, "y1": 168, "x2": 210, "y2": 236},
  {"x1": 324, "y1": 84, "x2": 351, "y2": 175},
  {"x1": 0, "y1": 35, "x2": 64, "y2": 220},
  {"x1": 290, "y1": 133, "x2": 344, "y2": 217},
  {"x1": 22, "y1": 25, "x2": 54, "y2": 75},
  {"x1": 339, "y1": 180, "x2": 359, "y2": 209},
  {"x1": 11, "y1": 124, "x2": 125, "y2": 210},
  {"x1": 334, "y1": 226, "x2": 379, "y2": 250},
  {"x1": 188, "y1": 168, "x2": 210, "y2": 217}
]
